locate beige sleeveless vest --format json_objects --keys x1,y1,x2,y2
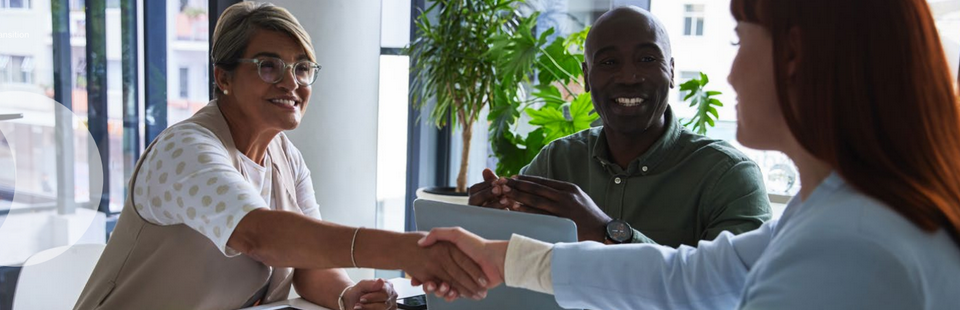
[{"x1": 75, "y1": 101, "x2": 301, "y2": 310}]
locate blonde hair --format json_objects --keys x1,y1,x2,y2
[{"x1": 210, "y1": 2, "x2": 315, "y2": 97}]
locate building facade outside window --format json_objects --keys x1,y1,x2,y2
[
  {"x1": 684, "y1": 4, "x2": 704, "y2": 36},
  {"x1": 0, "y1": 55, "x2": 33, "y2": 84},
  {"x1": 1, "y1": 0, "x2": 30, "y2": 9},
  {"x1": 179, "y1": 67, "x2": 189, "y2": 99}
]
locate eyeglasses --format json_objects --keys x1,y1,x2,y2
[{"x1": 236, "y1": 57, "x2": 322, "y2": 86}]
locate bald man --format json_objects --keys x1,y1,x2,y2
[{"x1": 469, "y1": 6, "x2": 771, "y2": 247}]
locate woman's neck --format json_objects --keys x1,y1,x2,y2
[
  {"x1": 218, "y1": 100, "x2": 279, "y2": 165},
  {"x1": 784, "y1": 143, "x2": 833, "y2": 201}
]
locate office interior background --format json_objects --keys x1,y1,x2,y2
[{"x1": 0, "y1": 0, "x2": 957, "y2": 308}]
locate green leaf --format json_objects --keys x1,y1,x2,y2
[
  {"x1": 679, "y1": 79, "x2": 699, "y2": 92},
  {"x1": 564, "y1": 26, "x2": 590, "y2": 50},
  {"x1": 532, "y1": 84, "x2": 565, "y2": 107},
  {"x1": 569, "y1": 93, "x2": 599, "y2": 130},
  {"x1": 679, "y1": 72, "x2": 726, "y2": 135},
  {"x1": 536, "y1": 36, "x2": 582, "y2": 86}
]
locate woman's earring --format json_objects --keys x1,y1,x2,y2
[{"x1": 223, "y1": 89, "x2": 229, "y2": 95}]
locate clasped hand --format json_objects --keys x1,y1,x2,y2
[
  {"x1": 409, "y1": 228, "x2": 508, "y2": 301},
  {"x1": 468, "y1": 168, "x2": 611, "y2": 242}
]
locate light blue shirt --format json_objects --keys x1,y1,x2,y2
[{"x1": 549, "y1": 173, "x2": 960, "y2": 309}]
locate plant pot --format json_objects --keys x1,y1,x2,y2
[{"x1": 415, "y1": 186, "x2": 470, "y2": 206}]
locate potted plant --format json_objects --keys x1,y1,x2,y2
[{"x1": 407, "y1": 0, "x2": 524, "y2": 203}]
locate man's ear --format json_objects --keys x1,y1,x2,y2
[
  {"x1": 669, "y1": 57, "x2": 676, "y2": 88},
  {"x1": 786, "y1": 27, "x2": 802, "y2": 79},
  {"x1": 582, "y1": 62, "x2": 591, "y2": 93},
  {"x1": 214, "y1": 66, "x2": 232, "y2": 93}
]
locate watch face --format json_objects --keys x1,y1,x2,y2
[{"x1": 606, "y1": 220, "x2": 632, "y2": 243}]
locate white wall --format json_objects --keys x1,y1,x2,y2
[{"x1": 270, "y1": 0, "x2": 382, "y2": 281}]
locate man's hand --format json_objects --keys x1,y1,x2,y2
[
  {"x1": 468, "y1": 169, "x2": 517, "y2": 209},
  {"x1": 342, "y1": 279, "x2": 398, "y2": 310},
  {"x1": 504, "y1": 175, "x2": 612, "y2": 242},
  {"x1": 397, "y1": 232, "x2": 490, "y2": 302},
  {"x1": 413, "y1": 227, "x2": 508, "y2": 296}
]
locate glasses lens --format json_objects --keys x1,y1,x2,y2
[
  {"x1": 295, "y1": 61, "x2": 318, "y2": 85},
  {"x1": 257, "y1": 58, "x2": 283, "y2": 83}
]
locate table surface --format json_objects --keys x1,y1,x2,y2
[{"x1": 241, "y1": 277, "x2": 423, "y2": 310}]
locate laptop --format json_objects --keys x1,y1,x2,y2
[{"x1": 414, "y1": 199, "x2": 582, "y2": 310}]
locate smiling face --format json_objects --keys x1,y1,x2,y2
[
  {"x1": 216, "y1": 29, "x2": 312, "y2": 132},
  {"x1": 583, "y1": 7, "x2": 675, "y2": 137}
]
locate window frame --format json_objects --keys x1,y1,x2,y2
[
  {"x1": 683, "y1": 4, "x2": 705, "y2": 37},
  {"x1": 1, "y1": 0, "x2": 31, "y2": 9}
]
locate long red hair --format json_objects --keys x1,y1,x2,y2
[{"x1": 731, "y1": 0, "x2": 960, "y2": 246}]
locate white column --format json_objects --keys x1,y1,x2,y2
[{"x1": 268, "y1": 0, "x2": 382, "y2": 281}]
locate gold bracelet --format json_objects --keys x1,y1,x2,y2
[
  {"x1": 338, "y1": 284, "x2": 354, "y2": 310},
  {"x1": 350, "y1": 227, "x2": 362, "y2": 268}
]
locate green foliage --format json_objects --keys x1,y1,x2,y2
[
  {"x1": 406, "y1": 0, "x2": 523, "y2": 191},
  {"x1": 680, "y1": 72, "x2": 724, "y2": 135},
  {"x1": 407, "y1": 0, "x2": 520, "y2": 130},
  {"x1": 526, "y1": 92, "x2": 598, "y2": 141},
  {"x1": 487, "y1": 25, "x2": 597, "y2": 177}
]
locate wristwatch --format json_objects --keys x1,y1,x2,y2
[{"x1": 605, "y1": 219, "x2": 633, "y2": 244}]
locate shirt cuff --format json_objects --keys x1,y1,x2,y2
[
  {"x1": 504, "y1": 234, "x2": 555, "y2": 294},
  {"x1": 631, "y1": 227, "x2": 658, "y2": 244}
]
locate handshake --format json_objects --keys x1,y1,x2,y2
[
  {"x1": 392, "y1": 227, "x2": 510, "y2": 302},
  {"x1": 394, "y1": 167, "x2": 608, "y2": 302}
]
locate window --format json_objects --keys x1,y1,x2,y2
[
  {"x1": 179, "y1": 67, "x2": 189, "y2": 99},
  {"x1": 684, "y1": 4, "x2": 705, "y2": 36},
  {"x1": 167, "y1": 1, "x2": 209, "y2": 125},
  {"x1": 376, "y1": 0, "x2": 411, "y2": 237},
  {"x1": 652, "y1": 0, "x2": 800, "y2": 204},
  {"x1": 1, "y1": 0, "x2": 30, "y2": 9},
  {"x1": 0, "y1": 1, "x2": 228, "y2": 305},
  {"x1": 928, "y1": 0, "x2": 960, "y2": 79},
  {"x1": 0, "y1": 55, "x2": 33, "y2": 84}
]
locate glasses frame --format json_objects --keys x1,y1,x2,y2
[{"x1": 236, "y1": 57, "x2": 322, "y2": 86}]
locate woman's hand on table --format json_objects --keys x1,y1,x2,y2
[{"x1": 343, "y1": 278, "x2": 398, "y2": 310}]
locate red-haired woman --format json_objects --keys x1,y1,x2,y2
[{"x1": 415, "y1": 0, "x2": 960, "y2": 308}]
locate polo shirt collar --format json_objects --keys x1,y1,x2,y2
[{"x1": 592, "y1": 106, "x2": 683, "y2": 175}]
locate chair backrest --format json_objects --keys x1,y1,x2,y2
[{"x1": 12, "y1": 243, "x2": 105, "y2": 310}]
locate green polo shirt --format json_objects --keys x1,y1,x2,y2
[{"x1": 521, "y1": 107, "x2": 771, "y2": 247}]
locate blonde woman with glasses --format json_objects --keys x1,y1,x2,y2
[{"x1": 75, "y1": 3, "x2": 491, "y2": 310}]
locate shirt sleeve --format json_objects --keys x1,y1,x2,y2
[
  {"x1": 504, "y1": 234, "x2": 555, "y2": 294},
  {"x1": 738, "y1": 228, "x2": 919, "y2": 310},
  {"x1": 549, "y1": 220, "x2": 775, "y2": 310},
  {"x1": 133, "y1": 124, "x2": 270, "y2": 256},
  {"x1": 629, "y1": 228, "x2": 659, "y2": 244},
  {"x1": 701, "y1": 161, "x2": 772, "y2": 240}
]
